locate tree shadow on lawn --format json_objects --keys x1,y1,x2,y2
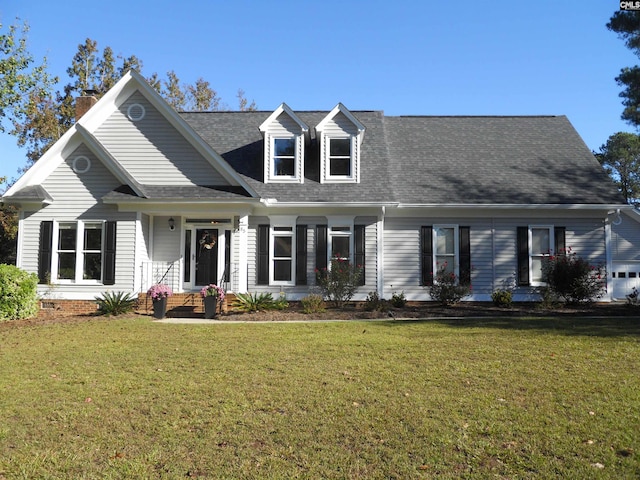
[{"x1": 384, "y1": 316, "x2": 640, "y2": 338}]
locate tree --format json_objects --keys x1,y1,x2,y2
[
  {"x1": 597, "y1": 132, "x2": 640, "y2": 204},
  {"x1": 607, "y1": 11, "x2": 640, "y2": 127},
  {"x1": 0, "y1": 20, "x2": 53, "y2": 134},
  {"x1": 186, "y1": 77, "x2": 220, "y2": 111}
]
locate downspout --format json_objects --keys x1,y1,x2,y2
[{"x1": 378, "y1": 206, "x2": 385, "y2": 298}]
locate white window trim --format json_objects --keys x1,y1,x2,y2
[
  {"x1": 327, "y1": 217, "x2": 354, "y2": 267},
  {"x1": 265, "y1": 134, "x2": 304, "y2": 184},
  {"x1": 52, "y1": 220, "x2": 105, "y2": 284},
  {"x1": 323, "y1": 136, "x2": 358, "y2": 183},
  {"x1": 433, "y1": 225, "x2": 459, "y2": 280},
  {"x1": 268, "y1": 216, "x2": 297, "y2": 286},
  {"x1": 528, "y1": 225, "x2": 555, "y2": 287}
]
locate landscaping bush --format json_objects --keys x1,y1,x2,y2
[
  {"x1": 95, "y1": 291, "x2": 138, "y2": 316},
  {"x1": 541, "y1": 248, "x2": 605, "y2": 304},
  {"x1": 301, "y1": 294, "x2": 325, "y2": 314},
  {"x1": 364, "y1": 291, "x2": 387, "y2": 311},
  {"x1": 0, "y1": 264, "x2": 39, "y2": 320},
  {"x1": 315, "y1": 258, "x2": 363, "y2": 308},
  {"x1": 491, "y1": 289, "x2": 513, "y2": 307},
  {"x1": 429, "y1": 263, "x2": 471, "y2": 306},
  {"x1": 390, "y1": 291, "x2": 407, "y2": 308},
  {"x1": 232, "y1": 292, "x2": 277, "y2": 312}
]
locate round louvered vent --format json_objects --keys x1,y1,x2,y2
[
  {"x1": 127, "y1": 103, "x2": 146, "y2": 121},
  {"x1": 72, "y1": 155, "x2": 91, "y2": 174}
]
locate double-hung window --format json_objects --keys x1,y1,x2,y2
[
  {"x1": 55, "y1": 221, "x2": 103, "y2": 282},
  {"x1": 271, "y1": 226, "x2": 294, "y2": 284},
  {"x1": 421, "y1": 225, "x2": 471, "y2": 286},
  {"x1": 517, "y1": 225, "x2": 565, "y2": 286},
  {"x1": 273, "y1": 138, "x2": 296, "y2": 178},
  {"x1": 328, "y1": 138, "x2": 352, "y2": 178},
  {"x1": 329, "y1": 225, "x2": 352, "y2": 261}
]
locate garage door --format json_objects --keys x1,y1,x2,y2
[{"x1": 612, "y1": 262, "x2": 640, "y2": 300}]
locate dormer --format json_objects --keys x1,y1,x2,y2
[
  {"x1": 316, "y1": 103, "x2": 365, "y2": 184},
  {"x1": 259, "y1": 103, "x2": 309, "y2": 184}
]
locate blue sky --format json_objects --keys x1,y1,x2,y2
[{"x1": 0, "y1": 0, "x2": 637, "y2": 188}]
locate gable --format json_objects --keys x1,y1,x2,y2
[
  {"x1": 41, "y1": 144, "x2": 122, "y2": 216},
  {"x1": 95, "y1": 92, "x2": 230, "y2": 186}
]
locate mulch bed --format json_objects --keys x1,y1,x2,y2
[{"x1": 2, "y1": 302, "x2": 639, "y2": 330}]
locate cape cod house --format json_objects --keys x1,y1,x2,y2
[{"x1": 1, "y1": 70, "x2": 631, "y2": 315}]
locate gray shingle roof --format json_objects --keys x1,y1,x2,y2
[{"x1": 180, "y1": 111, "x2": 624, "y2": 205}]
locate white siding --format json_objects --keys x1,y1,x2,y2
[
  {"x1": 611, "y1": 216, "x2": 640, "y2": 262},
  {"x1": 384, "y1": 216, "x2": 607, "y2": 302},
  {"x1": 25, "y1": 145, "x2": 136, "y2": 299},
  {"x1": 95, "y1": 92, "x2": 229, "y2": 186}
]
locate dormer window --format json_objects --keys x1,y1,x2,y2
[
  {"x1": 259, "y1": 103, "x2": 308, "y2": 184},
  {"x1": 316, "y1": 104, "x2": 365, "y2": 184},
  {"x1": 273, "y1": 138, "x2": 296, "y2": 177},
  {"x1": 328, "y1": 138, "x2": 352, "y2": 177}
]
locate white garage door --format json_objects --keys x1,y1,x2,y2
[{"x1": 612, "y1": 262, "x2": 640, "y2": 300}]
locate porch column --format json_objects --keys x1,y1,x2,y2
[{"x1": 237, "y1": 215, "x2": 249, "y2": 293}]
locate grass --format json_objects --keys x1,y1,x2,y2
[{"x1": 1, "y1": 316, "x2": 639, "y2": 479}]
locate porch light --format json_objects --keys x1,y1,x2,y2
[{"x1": 168, "y1": 217, "x2": 175, "y2": 231}]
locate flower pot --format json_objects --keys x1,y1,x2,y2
[
  {"x1": 152, "y1": 297, "x2": 167, "y2": 319},
  {"x1": 203, "y1": 296, "x2": 218, "y2": 319}
]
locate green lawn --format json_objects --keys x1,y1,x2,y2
[{"x1": 1, "y1": 316, "x2": 639, "y2": 479}]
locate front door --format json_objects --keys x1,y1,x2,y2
[{"x1": 183, "y1": 226, "x2": 231, "y2": 290}]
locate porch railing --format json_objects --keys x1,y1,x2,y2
[{"x1": 140, "y1": 261, "x2": 180, "y2": 293}]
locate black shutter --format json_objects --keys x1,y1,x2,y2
[
  {"x1": 355, "y1": 224, "x2": 365, "y2": 286},
  {"x1": 257, "y1": 224, "x2": 269, "y2": 285},
  {"x1": 421, "y1": 226, "x2": 433, "y2": 286},
  {"x1": 316, "y1": 225, "x2": 328, "y2": 271},
  {"x1": 459, "y1": 226, "x2": 471, "y2": 286},
  {"x1": 554, "y1": 227, "x2": 566, "y2": 255},
  {"x1": 103, "y1": 221, "x2": 117, "y2": 285},
  {"x1": 517, "y1": 226, "x2": 530, "y2": 286},
  {"x1": 296, "y1": 225, "x2": 307, "y2": 285},
  {"x1": 38, "y1": 221, "x2": 53, "y2": 284}
]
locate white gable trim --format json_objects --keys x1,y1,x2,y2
[
  {"x1": 315, "y1": 103, "x2": 365, "y2": 143},
  {"x1": 259, "y1": 103, "x2": 309, "y2": 134}
]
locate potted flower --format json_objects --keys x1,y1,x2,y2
[
  {"x1": 200, "y1": 284, "x2": 225, "y2": 319},
  {"x1": 147, "y1": 284, "x2": 173, "y2": 319}
]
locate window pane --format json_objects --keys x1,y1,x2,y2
[
  {"x1": 58, "y1": 253, "x2": 75, "y2": 280},
  {"x1": 274, "y1": 138, "x2": 295, "y2": 157},
  {"x1": 58, "y1": 226, "x2": 76, "y2": 250},
  {"x1": 330, "y1": 138, "x2": 350, "y2": 156},
  {"x1": 84, "y1": 224, "x2": 102, "y2": 250},
  {"x1": 531, "y1": 257, "x2": 544, "y2": 282},
  {"x1": 436, "y1": 228, "x2": 454, "y2": 255},
  {"x1": 330, "y1": 158, "x2": 351, "y2": 176},
  {"x1": 273, "y1": 259, "x2": 292, "y2": 281},
  {"x1": 436, "y1": 256, "x2": 454, "y2": 274},
  {"x1": 274, "y1": 157, "x2": 294, "y2": 176},
  {"x1": 331, "y1": 236, "x2": 350, "y2": 259},
  {"x1": 531, "y1": 228, "x2": 550, "y2": 255},
  {"x1": 84, "y1": 253, "x2": 102, "y2": 280},
  {"x1": 274, "y1": 236, "x2": 292, "y2": 257}
]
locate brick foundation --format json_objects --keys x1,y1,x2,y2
[{"x1": 37, "y1": 299, "x2": 101, "y2": 318}]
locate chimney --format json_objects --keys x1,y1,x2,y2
[{"x1": 75, "y1": 90, "x2": 99, "y2": 122}]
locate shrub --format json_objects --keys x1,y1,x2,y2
[
  {"x1": 429, "y1": 263, "x2": 471, "y2": 306},
  {"x1": 491, "y1": 289, "x2": 513, "y2": 307},
  {"x1": 232, "y1": 292, "x2": 276, "y2": 312},
  {"x1": 541, "y1": 249, "x2": 605, "y2": 304},
  {"x1": 364, "y1": 291, "x2": 387, "y2": 311},
  {"x1": 390, "y1": 291, "x2": 407, "y2": 308},
  {"x1": 315, "y1": 258, "x2": 363, "y2": 308},
  {"x1": 272, "y1": 292, "x2": 289, "y2": 310},
  {"x1": 95, "y1": 291, "x2": 138, "y2": 316},
  {"x1": 301, "y1": 294, "x2": 325, "y2": 314},
  {"x1": 0, "y1": 264, "x2": 39, "y2": 320}
]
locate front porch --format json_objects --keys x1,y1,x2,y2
[{"x1": 137, "y1": 292, "x2": 235, "y2": 317}]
